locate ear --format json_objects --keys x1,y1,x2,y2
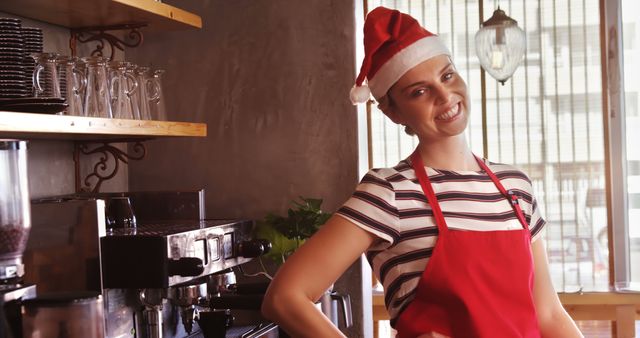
[{"x1": 379, "y1": 103, "x2": 403, "y2": 125}]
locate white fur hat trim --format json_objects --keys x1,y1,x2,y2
[{"x1": 367, "y1": 36, "x2": 450, "y2": 100}]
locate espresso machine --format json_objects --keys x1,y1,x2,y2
[
  {"x1": 24, "y1": 191, "x2": 278, "y2": 338},
  {"x1": 0, "y1": 140, "x2": 36, "y2": 338}
]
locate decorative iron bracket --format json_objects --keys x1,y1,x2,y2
[
  {"x1": 70, "y1": 23, "x2": 147, "y2": 59},
  {"x1": 74, "y1": 141, "x2": 146, "y2": 193}
]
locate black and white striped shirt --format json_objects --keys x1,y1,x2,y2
[{"x1": 336, "y1": 158, "x2": 546, "y2": 326}]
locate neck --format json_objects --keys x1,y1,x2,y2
[{"x1": 415, "y1": 135, "x2": 479, "y2": 171}]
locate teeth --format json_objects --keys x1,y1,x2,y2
[{"x1": 436, "y1": 104, "x2": 460, "y2": 121}]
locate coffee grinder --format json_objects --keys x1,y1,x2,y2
[{"x1": 0, "y1": 140, "x2": 36, "y2": 338}]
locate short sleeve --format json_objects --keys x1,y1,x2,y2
[
  {"x1": 336, "y1": 169, "x2": 400, "y2": 249},
  {"x1": 529, "y1": 195, "x2": 546, "y2": 242},
  {"x1": 515, "y1": 168, "x2": 546, "y2": 242}
]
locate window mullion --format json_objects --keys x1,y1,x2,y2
[{"x1": 601, "y1": 0, "x2": 631, "y2": 286}]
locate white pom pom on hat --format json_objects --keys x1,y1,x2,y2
[
  {"x1": 350, "y1": 7, "x2": 451, "y2": 105},
  {"x1": 350, "y1": 84, "x2": 372, "y2": 104}
]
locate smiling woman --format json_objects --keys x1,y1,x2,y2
[
  {"x1": 367, "y1": 0, "x2": 613, "y2": 300},
  {"x1": 261, "y1": 6, "x2": 584, "y2": 338}
]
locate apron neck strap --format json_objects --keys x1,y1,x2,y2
[
  {"x1": 410, "y1": 151, "x2": 448, "y2": 233},
  {"x1": 474, "y1": 155, "x2": 529, "y2": 229}
]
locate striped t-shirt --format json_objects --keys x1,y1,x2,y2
[{"x1": 335, "y1": 157, "x2": 546, "y2": 327}]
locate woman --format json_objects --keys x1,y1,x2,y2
[{"x1": 262, "y1": 6, "x2": 583, "y2": 338}]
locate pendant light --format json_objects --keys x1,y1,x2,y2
[{"x1": 474, "y1": 7, "x2": 526, "y2": 85}]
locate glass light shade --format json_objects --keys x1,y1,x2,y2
[{"x1": 474, "y1": 8, "x2": 526, "y2": 85}]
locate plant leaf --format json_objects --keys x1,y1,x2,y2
[
  {"x1": 253, "y1": 221, "x2": 300, "y2": 264},
  {"x1": 305, "y1": 197, "x2": 323, "y2": 211},
  {"x1": 257, "y1": 196, "x2": 333, "y2": 262}
]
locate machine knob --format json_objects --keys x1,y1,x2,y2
[
  {"x1": 258, "y1": 239, "x2": 272, "y2": 254},
  {"x1": 168, "y1": 257, "x2": 204, "y2": 277},
  {"x1": 236, "y1": 239, "x2": 272, "y2": 258}
]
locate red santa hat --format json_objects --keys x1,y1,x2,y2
[{"x1": 350, "y1": 7, "x2": 451, "y2": 104}]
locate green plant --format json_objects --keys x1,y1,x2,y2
[{"x1": 254, "y1": 197, "x2": 332, "y2": 265}]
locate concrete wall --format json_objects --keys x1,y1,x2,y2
[
  {"x1": 127, "y1": 0, "x2": 359, "y2": 217},
  {"x1": 125, "y1": 0, "x2": 367, "y2": 336}
]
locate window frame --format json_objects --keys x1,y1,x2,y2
[{"x1": 602, "y1": 0, "x2": 632, "y2": 287}]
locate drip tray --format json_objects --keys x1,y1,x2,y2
[
  {"x1": 226, "y1": 322, "x2": 279, "y2": 338},
  {"x1": 189, "y1": 322, "x2": 279, "y2": 338}
]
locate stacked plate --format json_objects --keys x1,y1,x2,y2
[
  {"x1": 0, "y1": 19, "x2": 66, "y2": 114},
  {"x1": 0, "y1": 97, "x2": 67, "y2": 114},
  {"x1": 21, "y1": 26, "x2": 43, "y2": 96},
  {"x1": 0, "y1": 18, "x2": 29, "y2": 98}
]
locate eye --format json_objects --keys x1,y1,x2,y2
[
  {"x1": 442, "y1": 71, "x2": 454, "y2": 81},
  {"x1": 410, "y1": 88, "x2": 428, "y2": 98}
]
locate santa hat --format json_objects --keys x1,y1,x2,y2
[{"x1": 350, "y1": 7, "x2": 451, "y2": 104}]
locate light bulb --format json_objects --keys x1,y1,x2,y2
[
  {"x1": 491, "y1": 49, "x2": 504, "y2": 69},
  {"x1": 491, "y1": 25, "x2": 506, "y2": 69}
]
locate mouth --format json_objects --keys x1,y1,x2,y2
[{"x1": 435, "y1": 102, "x2": 462, "y2": 121}]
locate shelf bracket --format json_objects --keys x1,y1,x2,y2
[
  {"x1": 74, "y1": 141, "x2": 146, "y2": 193},
  {"x1": 69, "y1": 23, "x2": 147, "y2": 59}
]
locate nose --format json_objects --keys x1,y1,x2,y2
[{"x1": 432, "y1": 83, "x2": 451, "y2": 106}]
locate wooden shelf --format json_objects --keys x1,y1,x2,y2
[
  {"x1": 0, "y1": 111, "x2": 207, "y2": 141},
  {"x1": 0, "y1": 0, "x2": 202, "y2": 31},
  {"x1": 0, "y1": 1, "x2": 204, "y2": 141}
]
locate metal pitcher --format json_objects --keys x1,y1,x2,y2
[{"x1": 316, "y1": 286, "x2": 353, "y2": 329}]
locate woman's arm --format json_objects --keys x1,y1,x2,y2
[
  {"x1": 531, "y1": 239, "x2": 584, "y2": 338},
  {"x1": 261, "y1": 215, "x2": 377, "y2": 338}
]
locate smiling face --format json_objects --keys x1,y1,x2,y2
[{"x1": 380, "y1": 55, "x2": 470, "y2": 142}]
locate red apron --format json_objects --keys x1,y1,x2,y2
[{"x1": 394, "y1": 152, "x2": 541, "y2": 338}]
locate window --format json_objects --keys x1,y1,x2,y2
[
  {"x1": 365, "y1": 0, "x2": 611, "y2": 292},
  {"x1": 622, "y1": 0, "x2": 640, "y2": 286}
]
